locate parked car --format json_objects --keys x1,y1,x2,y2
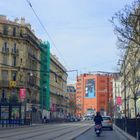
[{"x1": 102, "y1": 116, "x2": 113, "y2": 130}]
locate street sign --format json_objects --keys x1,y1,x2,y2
[{"x1": 9, "y1": 81, "x2": 16, "y2": 88}]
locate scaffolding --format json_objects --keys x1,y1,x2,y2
[{"x1": 40, "y1": 41, "x2": 50, "y2": 111}]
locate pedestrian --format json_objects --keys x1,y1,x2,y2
[
  {"x1": 43, "y1": 116, "x2": 47, "y2": 123},
  {"x1": 137, "y1": 113, "x2": 140, "y2": 118}
]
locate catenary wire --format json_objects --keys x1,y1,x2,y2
[{"x1": 25, "y1": 0, "x2": 70, "y2": 69}]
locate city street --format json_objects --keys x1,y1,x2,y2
[{"x1": 0, "y1": 121, "x2": 129, "y2": 140}]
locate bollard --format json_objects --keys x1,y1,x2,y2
[
  {"x1": 136, "y1": 131, "x2": 140, "y2": 140},
  {"x1": 6, "y1": 120, "x2": 8, "y2": 128},
  {"x1": 2, "y1": 120, "x2": 4, "y2": 128}
]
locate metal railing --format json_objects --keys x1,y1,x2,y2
[
  {"x1": 0, "y1": 119, "x2": 32, "y2": 128},
  {"x1": 115, "y1": 118, "x2": 140, "y2": 139}
]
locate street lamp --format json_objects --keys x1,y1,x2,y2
[{"x1": 118, "y1": 59, "x2": 127, "y2": 133}]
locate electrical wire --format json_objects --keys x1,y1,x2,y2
[
  {"x1": 0, "y1": 63, "x2": 61, "y2": 75},
  {"x1": 0, "y1": 63, "x2": 67, "y2": 82},
  {"x1": 0, "y1": 63, "x2": 77, "y2": 79},
  {"x1": 25, "y1": 0, "x2": 70, "y2": 69}
]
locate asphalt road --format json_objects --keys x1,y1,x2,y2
[
  {"x1": 0, "y1": 121, "x2": 93, "y2": 140},
  {"x1": 76, "y1": 126, "x2": 128, "y2": 140},
  {"x1": 0, "y1": 121, "x2": 128, "y2": 140}
]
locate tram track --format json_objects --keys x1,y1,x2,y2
[{"x1": 0, "y1": 124, "x2": 69, "y2": 139}]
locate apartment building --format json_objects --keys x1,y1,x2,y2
[
  {"x1": 120, "y1": 44, "x2": 140, "y2": 118},
  {"x1": 67, "y1": 84, "x2": 76, "y2": 116},
  {"x1": 49, "y1": 54, "x2": 67, "y2": 119},
  {"x1": 76, "y1": 73, "x2": 113, "y2": 117},
  {"x1": 0, "y1": 16, "x2": 41, "y2": 114},
  {"x1": 112, "y1": 73, "x2": 122, "y2": 118}
]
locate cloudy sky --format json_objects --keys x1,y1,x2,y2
[{"x1": 0, "y1": 0, "x2": 134, "y2": 82}]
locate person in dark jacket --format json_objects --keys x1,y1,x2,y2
[{"x1": 94, "y1": 112, "x2": 103, "y2": 125}]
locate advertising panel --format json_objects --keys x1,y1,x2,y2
[
  {"x1": 11, "y1": 107, "x2": 20, "y2": 119},
  {"x1": 1, "y1": 106, "x2": 9, "y2": 119},
  {"x1": 116, "y1": 96, "x2": 122, "y2": 105},
  {"x1": 19, "y1": 88, "x2": 26, "y2": 101},
  {"x1": 85, "y1": 79, "x2": 95, "y2": 98}
]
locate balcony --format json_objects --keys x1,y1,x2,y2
[
  {"x1": 28, "y1": 52, "x2": 41, "y2": 63},
  {"x1": 11, "y1": 48, "x2": 19, "y2": 55},
  {"x1": 0, "y1": 31, "x2": 39, "y2": 48},
  {"x1": 1, "y1": 47, "x2": 9, "y2": 54}
]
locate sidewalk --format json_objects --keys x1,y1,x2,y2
[{"x1": 114, "y1": 124, "x2": 137, "y2": 140}]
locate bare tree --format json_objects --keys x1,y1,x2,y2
[
  {"x1": 111, "y1": 0, "x2": 140, "y2": 118},
  {"x1": 111, "y1": 0, "x2": 140, "y2": 50}
]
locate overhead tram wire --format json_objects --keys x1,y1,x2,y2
[
  {"x1": 0, "y1": 63, "x2": 76, "y2": 79},
  {"x1": 25, "y1": 0, "x2": 70, "y2": 69}
]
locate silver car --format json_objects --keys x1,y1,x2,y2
[{"x1": 102, "y1": 116, "x2": 113, "y2": 130}]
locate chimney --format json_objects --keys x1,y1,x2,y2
[
  {"x1": 26, "y1": 23, "x2": 31, "y2": 30},
  {"x1": 20, "y1": 17, "x2": 25, "y2": 25},
  {"x1": 32, "y1": 29, "x2": 35, "y2": 34},
  {"x1": 0, "y1": 15, "x2": 7, "y2": 21},
  {"x1": 53, "y1": 55, "x2": 59, "y2": 60},
  {"x1": 14, "y1": 18, "x2": 19, "y2": 23}
]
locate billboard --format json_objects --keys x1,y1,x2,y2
[
  {"x1": 19, "y1": 88, "x2": 26, "y2": 102},
  {"x1": 85, "y1": 79, "x2": 95, "y2": 98}
]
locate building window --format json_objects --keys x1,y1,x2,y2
[
  {"x1": 77, "y1": 83, "x2": 81, "y2": 86},
  {"x1": 20, "y1": 29, "x2": 23, "y2": 37},
  {"x1": 14, "y1": 43, "x2": 16, "y2": 50},
  {"x1": 100, "y1": 80, "x2": 105, "y2": 83},
  {"x1": 4, "y1": 42, "x2": 7, "y2": 49},
  {"x1": 3, "y1": 25, "x2": 8, "y2": 35},
  {"x1": 13, "y1": 27, "x2": 16, "y2": 36},
  {"x1": 100, "y1": 101, "x2": 105, "y2": 104},
  {"x1": 2, "y1": 70, "x2": 8, "y2": 81},
  {"x1": 100, "y1": 94, "x2": 105, "y2": 97},
  {"x1": 77, "y1": 87, "x2": 81, "y2": 90},
  {"x1": 100, "y1": 87, "x2": 106, "y2": 91},
  {"x1": 2, "y1": 42, "x2": 8, "y2": 51},
  {"x1": 12, "y1": 56, "x2": 16, "y2": 66},
  {"x1": 3, "y1": 54, "x2": 8, "y2": 64},
  {"x1": 11, "y1": 71, "x2": 17, "y2": 81}
]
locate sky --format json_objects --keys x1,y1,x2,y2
[{"x1": 0, "y1": 0, "x2": 134, "y2": 83}]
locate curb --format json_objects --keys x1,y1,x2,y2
[{"x1": 114, "y1": 124, "x2": 137, "y2": 140}]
